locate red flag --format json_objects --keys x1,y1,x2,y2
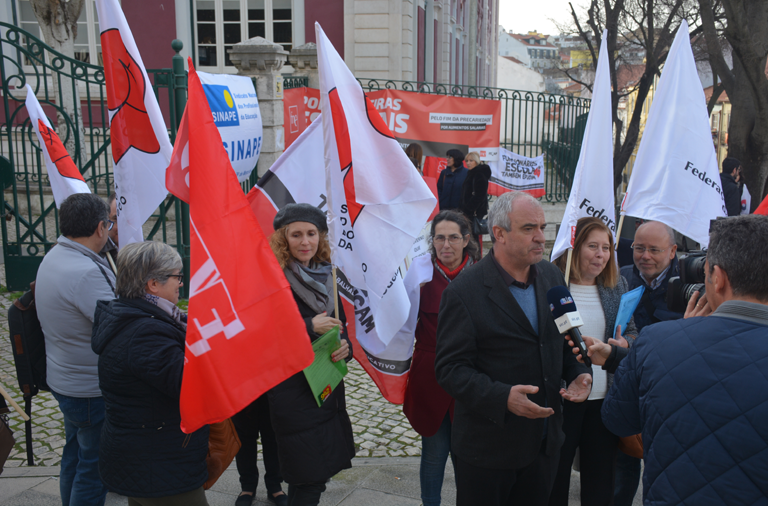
[
  {"x1": 755, "y1": 194, "x2": 768, "y2": 216},
  {"x1": 179, "y1": 59, "x2": 314, "y2": 433},
  {"x1": 166, "y1": 108, "x2": 190, "y2": 203}
]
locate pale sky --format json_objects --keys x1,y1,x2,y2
[{"x1": 498, "y1": 0, "x2": 589, "y2": 36}]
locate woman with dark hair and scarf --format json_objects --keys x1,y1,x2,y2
[
  {"x1": 403, "y1": 210, "x2": 480, "y2": 506},
  {"x1": 267, "y1": 203, "x2": 355, "y2": 506},
  {"x1": 437, "y1": 149, "x2": 468, "y2": 211}
]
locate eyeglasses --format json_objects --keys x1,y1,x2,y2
[
  {"x1": 631, "y1": 244, "x2": 671, "y2": 255},
  {"x1": 167, "y1": 274, "x2": 184, "y2": 285},
  {"x1": 432, "y1": 234, "x2": 466, "y2": 245},
  {"x1": 105, "y1": 219, "x2": 115, "y2": 231}
]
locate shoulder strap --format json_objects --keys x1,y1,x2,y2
[{"x1": 88, "y1": 256, "x2": 116, "y2": 294}]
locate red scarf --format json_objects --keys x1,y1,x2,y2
[{"x1": 436, "y1": 255, "x2": 469, "y2": 281}]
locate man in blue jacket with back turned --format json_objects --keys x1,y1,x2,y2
[{"x1": 602, "y1": 215, "x2": 768, "y2": 505}]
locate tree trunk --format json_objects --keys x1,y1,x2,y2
[
  {"x1": 29, "y1": 0, "x2": 87, "y2": 168},
  {"x1": 718, "y1": 0, "x2": 768, "y2": 207}
]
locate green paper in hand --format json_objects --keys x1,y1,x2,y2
[{"x1": 302, "y1": 325, "x2": 348, "y2": 407}]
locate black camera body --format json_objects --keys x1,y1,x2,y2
[{"x1": 666, "y1": 251, "x2": 707, "y2": 313}]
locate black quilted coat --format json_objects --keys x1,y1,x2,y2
[
  {"x1": 91, "y1": 298, "x2": 209, "y2": 498},
  {"x1": 268, "y1": 290, "x2": 355, "y2": 484}
]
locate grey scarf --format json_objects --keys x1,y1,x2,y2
[
  {"x1": 284, "y1": 260, "x2": 335, "y2": 315},
  {"x1": 143, "y1": 292, "x2": 187, "y2": 330}
]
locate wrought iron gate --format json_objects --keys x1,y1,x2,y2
[{"x1": 0, "y1": 22, "x2": 186, "y2": 291}]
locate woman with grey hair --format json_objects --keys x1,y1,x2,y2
[{"x1": 92, "y1": 241, "x2": 210, "y2": 506}]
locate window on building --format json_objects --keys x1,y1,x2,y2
[
  {"x1": 17, "y1": 0, "x2": 106, "y2": 66},
  {"x1": 195, "y1": 0, "x2": 293, "y2": 72}
]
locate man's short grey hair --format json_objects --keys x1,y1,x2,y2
[
  {"x1": 116, "y1": 241, "x2": 183, "y2": 299},
  {"x1": 637, "y1": 220, "x2": 676, "y2": 246},
  {"x1": 707, "y1": 215, "x2": 768, "y2": 302},
  {"x1": 487, "y1": 192, "x2": 541, "y2": 243}
]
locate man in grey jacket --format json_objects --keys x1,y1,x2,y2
[{"x1": 35, "y1": 193, "x2": 115, "y2": 506}]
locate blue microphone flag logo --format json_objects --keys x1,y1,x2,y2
[{"x1": 202, "y1": 84, "x2": 240, "y2": 127}]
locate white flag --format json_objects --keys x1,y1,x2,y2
[
  {"x1": 551, "y1": 31, "x2": 616, "y2": 262},
  {"x1": 95, "y1": 0, "x2": 172, "y2": 246},
  {"x1": 741, "y1": 185, "x2": 751, "y2": 215},
  {"x1": 620, "y1": 20, "x2": 726, "y2": 246},
  {"x1": 25, "y1": 85, "x2": 90, "y2": 207},
  {"x1": 316, "y1": 22, "x2": 436, "y2": 344},
  {"x1": 249, "y1": 117, "x2": 426, "y2": 403}
]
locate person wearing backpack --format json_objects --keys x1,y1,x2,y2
[{"x1": 35, "y1": 193, "x2": 115, "y2": 506}]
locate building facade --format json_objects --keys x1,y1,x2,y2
[
  {"x1": 510, "y1": 31, "x2": 558, "y2": 70},
  {"x1": 2, "y1": 0, "x2": 498, "y2": 88}
]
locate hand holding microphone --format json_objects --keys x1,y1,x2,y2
[{"x1": 546, "y1": 286, "x2": 592, "y2": 367}]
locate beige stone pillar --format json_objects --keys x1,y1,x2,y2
[
  {"x1": 228, "y1": 38, "x2": 289, "y2": 176},
  {"x1": 288, "y1": 43, "x2": 319, "y2": 89}
]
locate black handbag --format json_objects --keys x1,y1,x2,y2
[{"x1": 472, "y1": 216, "x2": 489, "y2": 236}]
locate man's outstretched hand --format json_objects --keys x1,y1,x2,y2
[
  {"x1": 507, "y1": 385, "x2": 554, "y2": 419},
  {"x1": 560, "y1": 373, "x2": 592, "y2": 402}
]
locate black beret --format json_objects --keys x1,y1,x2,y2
[
  {"x1": 722, "y1": 157, "x2": 740, "y2": 174},
  {"x1": 273, "y1": 203, "x2": 328, "y2": 233}
]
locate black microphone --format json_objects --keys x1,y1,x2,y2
[{"x1": 546, "y1": 286, "x2": 592, "y2": 367}]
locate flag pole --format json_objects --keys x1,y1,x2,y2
[
  {"x1": 614, "y1": 214, "x2": 625, "y2": 250},
  {"x1": 0, "y1": 384, "x2": 30, "y2": 421},
  {"x1": 564, "y1": 248, "x2": 573, "y2": 287},
  {"x1": 332, "y1": 266, "x2": 340, "y2": 320},
  {"x1": 106, "y1": 251, "x2": 118, "y2": 274}
]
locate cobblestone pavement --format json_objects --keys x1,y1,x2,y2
[{"x1": 0, "y1": 271, "x2": 420, "y2": 468}]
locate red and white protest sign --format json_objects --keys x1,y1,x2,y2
[
  {"x1": 487, "y1": 148, "x2": 545, "y2": 198},
  {"x1": 284, "y1": 88, "x2": 501, "y2": 161},
  {"x1": 283, "y1": 87, "x2": 321, "y2": 148},
  {"x1": 365, "y1": 90, "x2": 501, "y2": 161}
]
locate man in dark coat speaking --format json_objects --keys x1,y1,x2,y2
[{"x1": 435, "y1": 192, "x2": 592, "y2": 506}]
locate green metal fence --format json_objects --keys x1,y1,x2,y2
[
  {"x1": 0, "y1": 22, "x2": 589, "y2": 291},
  {"x1": 356, "y1": 79, "x2": 591, "y2": 203},
  {"x1": 0, "y1": 22, "x2": 187, "y2": 291}
]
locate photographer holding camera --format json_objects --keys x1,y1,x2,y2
[{"x1": 596, "y1": 215, "x2": 768, "y2": 506}]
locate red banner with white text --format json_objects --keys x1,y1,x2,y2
[{"x1": 284, "y1": 88, "x2": 501, "y2": 161}]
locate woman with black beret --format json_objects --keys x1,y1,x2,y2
[{"x1": 267, "y1": 203, "x2": 355, "y2": 506}]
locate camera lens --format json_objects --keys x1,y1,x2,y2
[
  {"x1": 682, "y1": 283, "x2": 705, "y2": 302},
  {"x1": 667, "y1": 277, "x2": 706, "y2": 313},
  {"x1": 680, "y1": 253, "x2": 707, "y2": 284}
]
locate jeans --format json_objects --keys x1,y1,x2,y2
[
  {"x1": 614, "y1": 452, "x2": 641, "y2": 506},
  {"x1": 51, "y1": 391, "x2": 108, "y2": 506},
  {"x1": 420, "y1": 413, "x2": 456, "y2": 506}
]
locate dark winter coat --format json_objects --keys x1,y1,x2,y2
[
  {"x1": 268, "y1": 286, "x2": 355, "y2": 485},
  {"x1": 435, "y1": 256, "x2": 591, "y2": 469},
  {"x1": 620, "y1": 256, "x2": 683, "y2": 332},
  {"x1": 602, "y1": 301, "x2": 768, "y2": 505},
  {"x1": 720, "y1": 172, "x2": 741, "y2": 216},
  {"x1": 91, "y1": 298, "x2": 209, "y2": 498},
  {"x1": 460, "y1": 163, "x2": 492, "y2": 220},
  {"x1": 437, "y1": 164, "x2": 468, "y2": 211}
]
